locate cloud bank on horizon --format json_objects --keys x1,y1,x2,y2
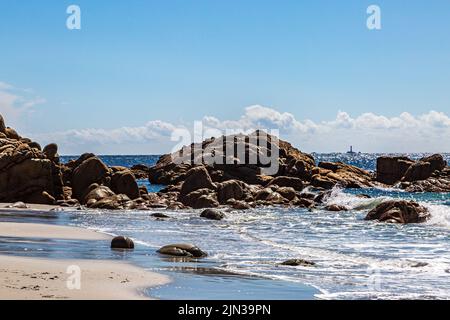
[
  {"x1": 1, "y1": 82, "x2": 449, "y2": 154},
  {"x1": 25, "y1": 105, "x2": 450, "y2": 155}
]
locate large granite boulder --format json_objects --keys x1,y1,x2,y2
[
  {"x1": 376, "y1": 154, "x2": 449, "y2": 192},
  {"x1": 365, "y1": 200, "x2": 430, "y2": 224},
  {"x1": 266, "y1": 176, "x2": 304, "y2": 191},
  {"x1": 71, "y1": 156, "x2": 110, "y2": 201},
  {"x1": 110, "y1": 170, "x2": 140, "y2": 199},
  {"x1": 180, "y1": 166, "x2": 216, "y2": 196}
]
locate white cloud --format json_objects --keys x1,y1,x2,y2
[
  {"x1": 28, "y1": 105, "x2": 450, "y2": 154},
  {"x1": 0, "y1": 82, "x2": 46, "y2": 125}
]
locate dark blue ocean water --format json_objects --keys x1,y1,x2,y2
[{"x1": 2, "y1": 154, "x2": 448, "y2": 300}]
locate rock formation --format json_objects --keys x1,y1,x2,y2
[
  {"x1": 376, "y1": 154, "x2": 449, "y2": 192},
  {"x1": 365, "y1": 200, "x2": 430, "y2": 224}
]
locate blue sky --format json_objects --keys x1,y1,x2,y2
[{"x1": 1, "y1": 0, "x2": 449, "y2": 154}]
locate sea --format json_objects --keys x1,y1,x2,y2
[{"x1": 0, "y1": 153, "x2": 449, "y2": 300}]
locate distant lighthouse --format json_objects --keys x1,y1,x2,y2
[{"x1": 347, "y1": 146, "x2": 355, "y2": 154}]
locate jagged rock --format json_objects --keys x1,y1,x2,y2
[
  {"x1": 72, "y1": 156, "x2": 110, "y2": 201},
  {"x1": 111, "y1": 236, "x2": 134, "y2": 249},
  {"x1": 217, "y1": 180, "x2": 244, "y2": 204},
  {"x1": 280, "y1": 259, "x2": 316, "y2": 267},
  {"x1": 180, "y1": 166, "x2": 216, "y2": 196},
  {"x1": 200, "y1": 208, "x2": 225, "y2": 220},
  {"x1": 157, "y1": 243, "x2": 207, "y2": 258},
  {"x1": 376, "y1": 156, "x2": 414, "y2": 184},
  {"x1": 365, "y1": 200, "x2": 430, "y2": 224},
  {"x1": 110, "y1": 170, "x2": 140, "y2": 199},
  {"x1": 267, "y1": 176, "x2": 303, "y2": 191}
]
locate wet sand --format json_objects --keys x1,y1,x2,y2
[{"x1": 0, "y1": 221, "x2": 169, "y2": 300}]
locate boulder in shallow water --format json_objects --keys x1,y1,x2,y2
[
  {"x1": 325, "y1": 204, "x2": 348, "y2": 212},
  {"x1": 200, "y1": 208, "x2": 225, "y2": 220},
  {"x1": 151, "y1": 212, "x2": 170, "y2": 218},
  {"x1": 280, "y1": 259, "x2": 316, "y2": 267},
  {"x1": 157, "y1": 243, "x2": 207, "y2": 258},
  {"x1": 111, "y1": 236, "x2": 134, "y2": 249},
  {"x1": 365, "y1": 200, "x2": 430, "y2": 224}
]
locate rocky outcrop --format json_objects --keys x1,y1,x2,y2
[
  {"x1": 376, "y1": 154, "x2": 449, "y2": 192},
  {"x1": 365, "y1": 200, "x2": 430, "y2": 224},
  {"x1": 0, "y1": 118, "x2": 65, "y2": 204},
  {"x1": 147, "y1": 131, "x2": 380, "y2": 209},
  {"x1": 148, "y1": 131, "x2": 315, "y2": 186}
]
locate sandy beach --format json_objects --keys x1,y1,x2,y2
[{"x1": 0, "y1": 221, "x2": 169, "y2": 300}]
